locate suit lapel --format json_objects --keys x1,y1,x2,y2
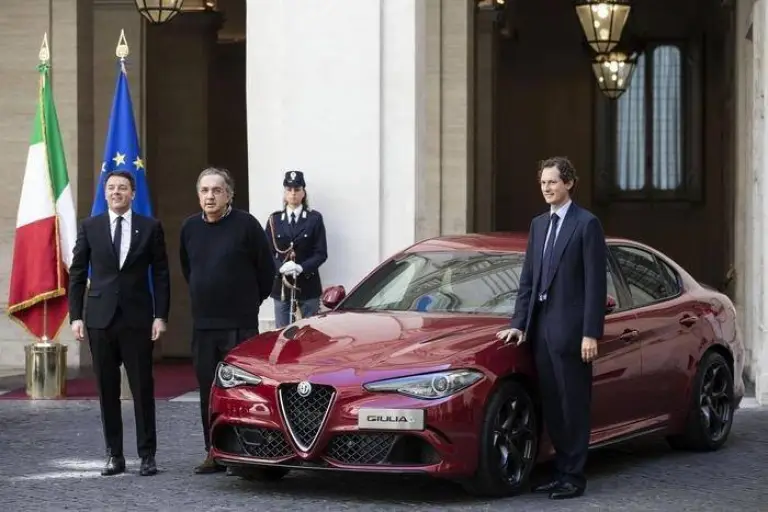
[
  {"x1": 532, "y1": 214, "x2": 549, "y2": 292},
  {"x1": 545, "y1": 205, "x2": 579, "y2": 289},
  {"x1": 98, "y1": 214, "x2": 120, "y2": 267},
  {"x1": 123, "y1": 213, "x2": 140, "y2": 268}
]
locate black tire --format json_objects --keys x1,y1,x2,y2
[
  {"x1": 230, "y1": 466, "x2": 291, "y2": 482},
  {"x1": 462, "y1": 380, "x2": 539, "y2": 498},
  {"x1": 667, "y1": 350, "x2": 735, "y2": 451}
]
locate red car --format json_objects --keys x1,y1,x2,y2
[{"x1": 209, "y1": 233, "x2": 745, "y2": 497}]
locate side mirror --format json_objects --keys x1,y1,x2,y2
[
  {"x1": 606, "y1": 294, "x2": 617, "y2": 314},
  {"x1": 321, "y1": 285, "x2": 346, "y2": 310}
]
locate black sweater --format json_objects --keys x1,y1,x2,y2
[{"x1": 180, "y1": 209, "x2": 276, "y2": 329}]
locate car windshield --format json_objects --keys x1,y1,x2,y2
[{"x1": 338, "y1": 251, "x2": 526, "y2": 316}]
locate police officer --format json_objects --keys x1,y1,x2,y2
[{"x1": 265, "y1": 170, "x2": 328, "y2": 327}]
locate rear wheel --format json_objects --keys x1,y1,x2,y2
[
  {"x1": 462, "y1": 380, "x2": 539, "y2": 497},
  {"x1": 667, "y1": 351, "x2": 735, "y2": 451}
]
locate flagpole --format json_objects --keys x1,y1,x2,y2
[
  {"x1": 39, "y1": 33, "x2": 51, "y2": 345},
  {"x1": 116, "y1": 28, "x2": 129, "y2": 69}
]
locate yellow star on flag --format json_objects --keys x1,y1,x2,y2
[
  {"x1": 133, "y1": 156, "x2": 144, "y2": 170},
  {"x1": 112, "y1": 152, "x2": 126, "y2": 166}
]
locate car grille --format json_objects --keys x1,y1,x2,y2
[
  {"x1": 235, "y1": 427, "x2": 293, "y2": 459},
  {"x1": 278, "y1": 383, "x2": 335, "y2": 452},
  {"x1": 326, "y1": 433, "x2": 398, "y2": 465}
]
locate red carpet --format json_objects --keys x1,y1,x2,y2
[{"x1": 0, "y1": 361, "x2": 198, "y2": 400}]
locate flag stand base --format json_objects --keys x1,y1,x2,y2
[{"x1": 24, "y1": 342, "x2": 67, "y2": 399}]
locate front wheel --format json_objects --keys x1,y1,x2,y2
[
  {"x1": 462, "y1": 380, "x2": 539, "y2": 497},
  {"x1": 667, "y1": 351, "x2": 735, "y2": 451}
]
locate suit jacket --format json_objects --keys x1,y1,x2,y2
[
  {"x1": 265, "y1": 208, "x2": 328, "y2": 300},
  {"x1": 69, "y1": 211, "x2": 171, "y2": 329},
  {"x1": 511, "y1": 202, "x2": 607, "y2": 352}
]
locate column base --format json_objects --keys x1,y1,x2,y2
[{"x1": 756, "y1": 372, "x2": 768, "y2": 405}]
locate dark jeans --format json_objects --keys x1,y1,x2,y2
[
  {"x1": 192, "y1": 327, "x2": 259, "y2": 452},
  {"x1": 88, "y1": 308, "x2": 156, "y2": 458},
  {"x1": 273, "y1": 297, "x2": 320, "y2": 328}
]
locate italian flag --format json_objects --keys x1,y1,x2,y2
[{"x1": 7, "y1": 59, "x2": 77, "y2": 340}]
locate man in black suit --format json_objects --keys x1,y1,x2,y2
[
  {"x1": 497, "y1": 156, "x2": 607, "y2": 500},
  {"x1": 69, "y1": 170, "x2": 171, "y2": 477}
]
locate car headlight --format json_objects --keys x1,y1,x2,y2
[
  {"x1": 215, "y1": 362, "x2": 262, "y2": 389},
  {"x1": 363, "y1": 369, "x2": 483, "y2": 399}
]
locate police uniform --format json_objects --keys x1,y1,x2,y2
[{"x1": 265, "y1": 171, "x2": 328, "y2": 327}]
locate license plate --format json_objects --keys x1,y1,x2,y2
[{"x1": 357, "y1": 408, "x2": 425, "y2": 431}]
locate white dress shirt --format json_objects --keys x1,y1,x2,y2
[
  {"x1": 108, "y1": 209, "x2": 132, "y2": 269},
  {"x1": 286, "y1": 204, "x2": 303, "y2": 224},
  {"x1": 543, "y1": 199, "x2": 572, "y2": 256}
]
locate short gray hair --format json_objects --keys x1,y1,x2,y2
[{"x1": 196, "y1": 167, "x2": 235, "y2": 201}]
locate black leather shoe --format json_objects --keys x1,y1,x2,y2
[
  {"x1": 101, "y1": 456, "x2": 126, "y2": 476},
  {"x1": 549, "y1": 482, "x2": 584, "y2": 500},
  {"x1": 139, "y1": 455, "x2": 157, "y2": 476},
  {"x1": 533, "y1": 480, "x2": 561, "y2": 493}
]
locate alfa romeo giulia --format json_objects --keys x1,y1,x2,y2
[{"x1": 208, "y1": 233, "x2": 745, "y2": 497}]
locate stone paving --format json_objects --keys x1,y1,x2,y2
[{"x1": 0, "y1": 400, "x2": 766, "y2": 511}]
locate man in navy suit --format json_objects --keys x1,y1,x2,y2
[
  {"x1": 69, "y1": 170, "x2": 170, "y2": 477},
  {"x1": 497, "y1": 156, "x2": 607, "y2": 500}
]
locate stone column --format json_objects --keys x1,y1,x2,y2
[
  {"x1": 145, "y1": 11, "x2": 222, "y2": 357},
  {"x1": 246, "y1": 0, "x2": 473, "y2": 328},
  {"x1": 473, "y1": 8, "x2": 498, "y2": 233},
  {"x1": 0, "y1": 0, "x2": 92, "y2": 369},
  {"x1": 752, "y1": 0, "x2": 768, "y2": 405}
]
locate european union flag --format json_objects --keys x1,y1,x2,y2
[{"x1": 91, "y1": 61, "x2": 151, "y2": 217}]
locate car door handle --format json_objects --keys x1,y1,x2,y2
[
  {"x1": 679, "y1": 315, "x2": 698, "y2": 327},
  {"x1": 619, "y1": 329, "x2": 639, "y2": 343}
]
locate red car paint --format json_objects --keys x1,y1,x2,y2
[{"x1": 208, "y1": 233, "x2": 746, "y2": 480}]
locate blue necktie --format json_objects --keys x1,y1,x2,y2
[{"x1": 540, "y1": 214, "x2": 559, "y2": 290}]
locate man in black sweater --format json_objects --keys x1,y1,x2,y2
[{"x1": 179, "y1": 167, "x2": 276, "y2": 474}]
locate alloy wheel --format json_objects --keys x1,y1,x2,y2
[
  {"x1": 699, "y1": 360, "x2": 733, "y2": 443},
  {"x1": 492, "y1": 395, "x2": 536, "y2": 485}
]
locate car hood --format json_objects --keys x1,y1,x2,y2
[{"x1": 226, "y1": 310, "x2": 508, "y2": 378}]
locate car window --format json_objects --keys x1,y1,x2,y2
[
  {"x1": 610, "y1": 245, "x2": 677, "y2": 307},
  {"x1": 606, "y1": 263, "x2": 620, "y2": 308},
  {"x1": 339, "y1": 251, "x2": 526, "y2": 316},
  {"x1": 658, "y1": 258, "x2": 682, "y2": 295}
]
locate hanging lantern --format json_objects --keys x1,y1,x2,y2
[
  {"x1": 134, "y1": 0, "x2": 185, "y2": 25},
  {"x1": 574, "y1": 0, "x2": 632, "y2": 53},
  {"x1": 476, "y1": 0, "x2": 505, "y2": 10},
  {"x1": 591, "y1": 51, "x2": 638, "y2": 99}
]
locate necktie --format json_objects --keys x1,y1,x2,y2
[
  {"x1": 113, "y1": 216, "x2": 123, "y2": 263},
  {"x1": 290, "y1": 212, "x2": 296, "y2": 224},
  {"x1": 540, "y1": 214, "x2": 559, "y2": 289}
]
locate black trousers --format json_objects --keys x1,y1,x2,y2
[
  {"x1": 88, "y1": 308, "x2": 156, "y2": 458},
  {"x1": 192, "y1": 327, "x2": 259, "y2": 452},
  {"x1": 530, "y1": 301, "x2": 593, "y2": 489}
]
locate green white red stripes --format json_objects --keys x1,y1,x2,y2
[{"x1": 7, "y1": 61, "x2": 77, "y2": 340}]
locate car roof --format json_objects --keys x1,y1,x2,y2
[{"x1": 405, "y1": 232, "x2": 638, "y2": 254}]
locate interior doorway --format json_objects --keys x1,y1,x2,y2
[{"x1": 481, "y1": 0, "x2": 734, "y2": 290}]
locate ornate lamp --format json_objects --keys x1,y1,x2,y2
[
  {"x1": 476, "y1": 0, "x2": 505, "y2": 10},
  {"x1": 591, "y1": 51, "x2": 638, "y2": 99},
  {"x1": 574, "y1": 0, "x2": 632, "y2": 53},
  {"x1": 134, "y1": 0, "x2": 185, "y2": 24}
]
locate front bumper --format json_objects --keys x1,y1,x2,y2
[{"x1": 208, "y1": 375, "x2": 492, "y2": 477}]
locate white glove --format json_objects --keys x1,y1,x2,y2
[{"x1": 279, "y1": 261, "x2": 303, "y2": 275}]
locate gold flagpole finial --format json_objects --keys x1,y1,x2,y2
[
  {"x1": 39, "y1": 33, "x2": 50, "y2": 64},
  {"x1": 116, "y1": 29, "x2": 129, "y2": 61}
]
